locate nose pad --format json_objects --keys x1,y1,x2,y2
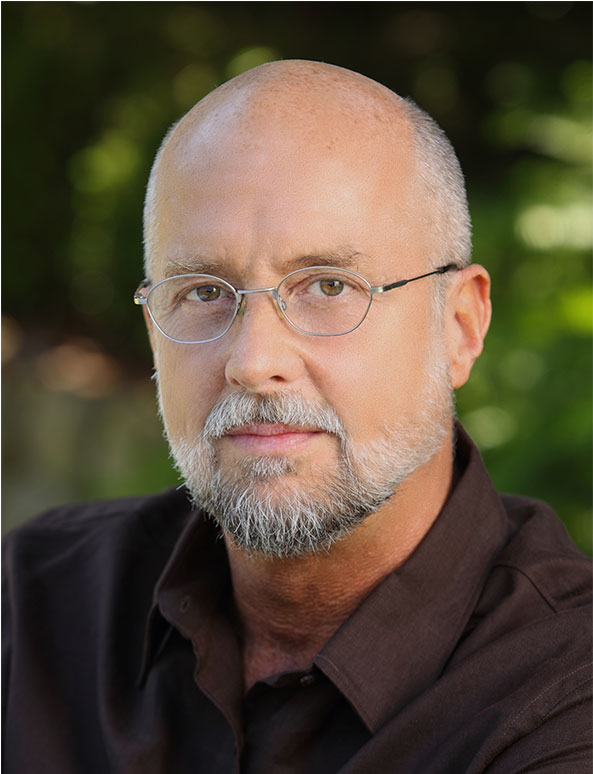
[
  {"x1": 237, "y1": 295, "x2": 248, "y2": 317},
  {"x1": 273, "y1": 293, "x2": 287, "y2": 318}
]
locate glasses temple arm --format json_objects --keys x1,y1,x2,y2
[{"x1": 376, "y1": 263, "x2": 459, "y2": 294}]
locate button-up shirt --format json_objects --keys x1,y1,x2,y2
[{"x1": 3, "y1": 426, "x2": 591, "y2": 772}]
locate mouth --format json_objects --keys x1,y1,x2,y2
[{"x1": 223, "y1": 423, "x2": 323, "y2": 453}]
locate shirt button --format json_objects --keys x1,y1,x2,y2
[
  {"x1": 180, "y1": 595, "x2": 191, "y2": 613},
  {"x1": 299, "y1": 673, "x2": 316, "y2": 688}
]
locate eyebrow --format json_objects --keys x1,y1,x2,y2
[
  {"x1": 281, "y1": 249, "x2": 363, "y2": 273},
  {"x1": 162, "y1": 258, "x2": 227, "y2": 279},
  {"x1": 161, "y1": 248, "x2": 364, "y2": 283}
]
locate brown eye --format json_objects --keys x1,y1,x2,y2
[
  {"x1": 319, "y1": 279, "x2": 344, "y2": 296},
  {"x1": 195, "y1": 285, "x2": 221, "y2": 302}
]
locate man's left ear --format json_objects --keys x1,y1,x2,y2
[{"x1": 445, "y1": 264, "x2": 492, "y2": 389}]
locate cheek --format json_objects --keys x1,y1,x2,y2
[
  {"x1": 155, "y1": 342, "x2": 227, "y2": 439},
  {"x1": 309, "y1": 333, "x2": 393, "y2": 441},
  {"x1": 318, "y1": 300, "x2": 436, "y2": 438}
]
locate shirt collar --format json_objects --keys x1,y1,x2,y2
[
  {"x1": 137, "y1": 506, "x2": 230, "y2": 687},
  {"x1": 314, "y1": 424, "x2": 511, "y2": 732}
]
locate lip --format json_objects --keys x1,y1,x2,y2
[{"x1": 223, "y1": 423, "x2": 322, "y2": 452}]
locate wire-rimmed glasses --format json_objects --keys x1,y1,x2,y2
[{"x1": 133, "y1": 263, "x2": 459, "y2": 344}]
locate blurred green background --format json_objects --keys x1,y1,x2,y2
[{"x1": 2, "y1": 2, "x2": 591, "y2": 553}]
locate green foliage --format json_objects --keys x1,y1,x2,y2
[{"x1": 2, "y1": 3, "x2": 591, "y2": 553}]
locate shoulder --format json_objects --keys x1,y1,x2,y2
[
  {"x1": 430, "y1": 494, "x2": 592, "y2": 772},
  {"x1": 2, "y1": 488, "x2": 201, "y2": 682},
  {"x1": 495, "y1": 493, "x2": 591, "y2": 610},
  {"x1": 4, "y1": 486, "x2": 192, "y2": 547},
  {"x1": 455, "y1": 494, "x2": 592, "y2": 765},
  {"x1": 2, "y1": 488, "x2": 196, "y2": 600},
  {"x1": 465, "y1": 492, "x2": 591, "y2": 652},
  {"x1": 1, "y1": 489, "x2": 204, "y2": 768}
]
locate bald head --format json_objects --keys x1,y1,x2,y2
[
  {"x1": 143, "y1": 60, "x2": 471, "y2": 279},
  {"x1": 157, "y1": 60, "x2": 408, "y2": 155}
]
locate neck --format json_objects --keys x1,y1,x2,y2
[{"x1": 225, "y1": 441, "x2": 454, "y2": 691}]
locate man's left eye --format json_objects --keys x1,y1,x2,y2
[{"x1": 313, "y1": 278, "x2": 345, "y2": 297}]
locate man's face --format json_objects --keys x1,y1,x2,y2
[{"x1": 148, "y1": 103, "x2": 454, "y2": 555}]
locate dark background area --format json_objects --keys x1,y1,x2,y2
[{"x1": 2, "y1": 2, "x2": 591, "y2": 552}]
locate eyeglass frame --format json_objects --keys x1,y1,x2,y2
[{"x1": 133, "y1": 262, "x2": 460, "y2": 344}]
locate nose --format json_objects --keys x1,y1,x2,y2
[{"x1": 224, "y1": 290, "x2": 305, "y2": 392}]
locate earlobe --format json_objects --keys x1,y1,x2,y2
[{"x1": 446, "y1": 265, "x2": 492, "y2": 389}]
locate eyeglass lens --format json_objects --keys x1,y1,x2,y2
[{"x1": 147, "y1": 268, "x2": 373, "y2": 342}]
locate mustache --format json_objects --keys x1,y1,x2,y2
[{"x1": 202, "y1": 392, "x2": 347, "y2": 441}]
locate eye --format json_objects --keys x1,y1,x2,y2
[
  {"x1": 279, "y1": 268, "x2": 366, "y2": 304},
  {"x1": 317, "y1": 278, "x2": 344, "y2": 296},
  {"x1": 196, "y1": 285, "x2": 220, "y2": 301},
  {"x1": 185, "y1": 283, "x2": 232, "y2": 302}
]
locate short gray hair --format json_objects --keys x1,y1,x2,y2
[
  {"x1": 399, "y1": 98, "x2": 472, "y2": 320},
  {"x1": 402, "y1": 97, "x2": 472, "y2": 271}
]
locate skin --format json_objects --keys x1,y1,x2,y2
[{"x1": 144, "y1": 61, "x2": 491, "y2": 690}]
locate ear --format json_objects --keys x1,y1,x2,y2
[{"x1": 445, "y1": 264, "x2": 491, "y2": 389}]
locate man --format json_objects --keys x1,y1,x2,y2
[{"x1": 3, "y1": 61, "x2": 591, "y2": 773}]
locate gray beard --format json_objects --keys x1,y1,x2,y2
[{"x1": 158, "y1": 355, "x2": 452, "y2": 558}]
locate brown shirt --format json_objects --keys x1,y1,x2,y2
[{"x1": 3, "y1": 427, "x2": 592, "y2": 773}]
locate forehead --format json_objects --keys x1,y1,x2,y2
[{"x1": 150, "y1": 89, "x2": 431, "y2": 282}]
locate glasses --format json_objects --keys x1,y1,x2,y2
[{"x1": 134, "y1": 263, "x2": 459, "y2": 344}]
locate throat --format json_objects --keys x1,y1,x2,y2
[{"x1": 231, "y1": 573, "x2": 369, "y2": 693}]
